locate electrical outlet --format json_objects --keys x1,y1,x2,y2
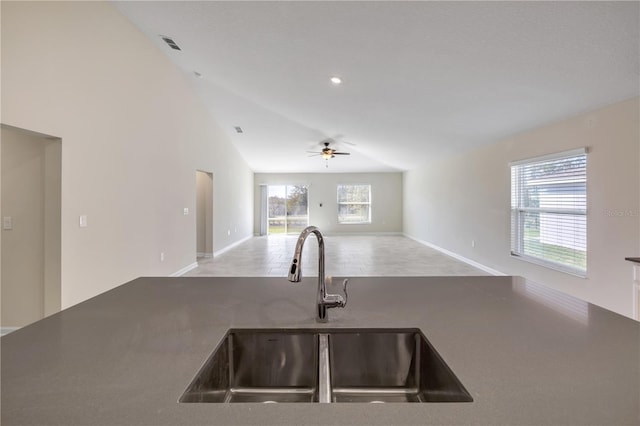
[
  {"x1": 3, "y1": 216, "x2": 13, "y2": 230},
  {"x1": 79, "y1": 215, "x2": 88, "y2": 228},
  {"x1": 471, "y1": 240, "x2": 476, "y2": 248},
  {"x1": 183, "y1": 208, "x2": 189, "y2": 215},
  {"x1": 227, "y1": 229, "x2": 231, "y2": 236},
  {"x1": 160, "y1": 252, "x2": 165, "y2": 262}
]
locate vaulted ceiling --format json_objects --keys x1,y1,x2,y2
[{"x1": 113, "y1": 1, "x2": 639, "y2": 173}]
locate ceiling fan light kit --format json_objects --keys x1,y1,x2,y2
[{"x1": 307, "y1": 141, "x2": 351, "y2": 168}]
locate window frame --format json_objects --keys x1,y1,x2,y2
[
  {"x1": 337, "y1": 184, "x2": 372, "y2": 225},
  {"x1": 509, "y1": 148, "x2": 587, "y2": 277}
]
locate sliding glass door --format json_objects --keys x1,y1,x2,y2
[{"x1": 267, "y1": 185, "x2": 308, "y2": 235}]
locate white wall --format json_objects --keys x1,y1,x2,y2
[
  {"x1": 404, "y1": 97, "x2": 640, "y2": 318},
  {"x1": 254, "y1": 173, "x2": 403, "y2": 235},
  {"x1": 43, "y1": 134, "x2": 62, "y2": 318},
  {"x1": 1, "y1": 1, "x2": 254, "y2": 309},
  {"x1": 0, "y1": 129, "x2": 45, "y2": 326},
  {"x1": 196, "y1": 171, "x2": 213, "y2": 256},
  {"x1": 1, "y1": 126, "x2": 61, "y2": 327}
]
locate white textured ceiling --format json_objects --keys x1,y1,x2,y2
[{"x1": 114, "y1": 1, "x2": 639, "y2": 173}]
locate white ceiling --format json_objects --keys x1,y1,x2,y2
[{"x1": 113, "y1": 1, "x2": 639, "y2": 173}]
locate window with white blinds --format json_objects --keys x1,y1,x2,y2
[{"x1": 510, "y1": 148, "x2": 587, "y2": 276}]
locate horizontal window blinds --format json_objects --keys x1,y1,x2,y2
[{"x1": 510, "y1": 150, "x2": 587, "y2": 276}]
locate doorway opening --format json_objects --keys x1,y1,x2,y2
[
  {"x1": 1, "y1": 124, "x2": 62, "y2": 331},
  {"x1": 195, "y1": 171, "x2": 213, "y2": 259},
  {"x1": 267, "y1": 185, "x2": 308, "y2": 235}
]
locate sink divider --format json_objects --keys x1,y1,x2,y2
[
  {"x1": 318, "y1": 333, "x2": 332, "y2": 403},
  {"x1": 413, "y1": 332, "x2": 421, "y2": 401},
  {"x1": 224, "y1": 334, "x2": 235, "y2": 403}
]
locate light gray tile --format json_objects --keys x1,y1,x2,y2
[{"x1": 184, "y1": 235, "x2": 488, "y2": 278}]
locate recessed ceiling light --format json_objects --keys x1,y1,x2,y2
[{"x1": 330, "y1": 76, "x2": 342, "y2": 85}]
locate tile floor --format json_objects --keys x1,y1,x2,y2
[{"x1": 185, "y1": 235, "x2": 487, "y2": 277}]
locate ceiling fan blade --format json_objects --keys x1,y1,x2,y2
[
  {"x1": 333, "y1": 152, "x2": 351, "y2": 155},
  {"x1": 308, "y1": 153, "x2": 322, "y2": 157},
  {"x1": 329, "y1": 134, "x2": 356, "y2": 147}
]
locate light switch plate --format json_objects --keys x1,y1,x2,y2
[
  {"x1": 79, "y1": 215, "x2": 88, "y2": 228},
  {"x1": 3, "y1": 216, "x2": 12, "y2": 230}
]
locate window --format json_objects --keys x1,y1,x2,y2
[
  {"x1": 510, "y1": 148, "x2": 587, "y2": 276},
  {"x1": 266, "y1": 185, "x2": 308, "y2": 235},
  {"x1": 337, "y1": 184, "x2": 371, "y2": 224}
]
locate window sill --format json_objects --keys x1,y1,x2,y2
[{"x1": 510, "y1": 253, "x2": 587, "y2": 279}]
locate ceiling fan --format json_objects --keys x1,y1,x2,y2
[{"x1": 307, "y1": 140, "x2": 351, "y2": 167}]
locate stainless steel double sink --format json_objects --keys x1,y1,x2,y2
[{"x1": 179, "y1": 328, "x2": 473, "y2": 404}]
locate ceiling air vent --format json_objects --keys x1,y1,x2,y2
[
  {"x1": 160, "y1": 36, "x2": 181, "y2": 51},
  {"x1": 234, "y1": 127, "x2": 244, "y2": 134}
]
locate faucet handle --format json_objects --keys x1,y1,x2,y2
[
  {"x1": 342, "y1": 278, "x2": 349, "y2": 307},
  {"x1": 322, "y1": 278, "x2": 349, "y2": 309}
]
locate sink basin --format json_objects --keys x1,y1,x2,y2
[
  {"x1": 180, "y1": 328, "x2": 472, "y2": 404},
  {"x1": 328, "y1": 329, "x2": 473, "y2": 403},
  {"x1": 179, "y1": 329, "x2": 319, "y2": 403}
]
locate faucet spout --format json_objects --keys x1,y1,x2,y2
[{"x1": 287, "y1": 226, "x2": 347, "y2": 322}]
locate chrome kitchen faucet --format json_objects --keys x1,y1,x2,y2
[{"x1": 287, "y1": 226, "x2": 348, "y2": 322}]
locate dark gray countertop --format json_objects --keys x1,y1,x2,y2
[{"x1": 2, "y1": 276, "x2": 639, "y2": 425}]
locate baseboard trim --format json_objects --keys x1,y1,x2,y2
[
  {"x1": 404, "y1": 234, "x2": 506, "y2": 276},
  {"x1": 197, "y1": 252, "x2": 213, "y2": 258},
  {"x1": 171, "y1": 262, "x2": 199, "y2": 277},
  {"x1": 214, "y1": 235, "x2": 253, "y2": 257},
  {"x1": 1, "y1": 327, "x2": 20, "y2": 336}
]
